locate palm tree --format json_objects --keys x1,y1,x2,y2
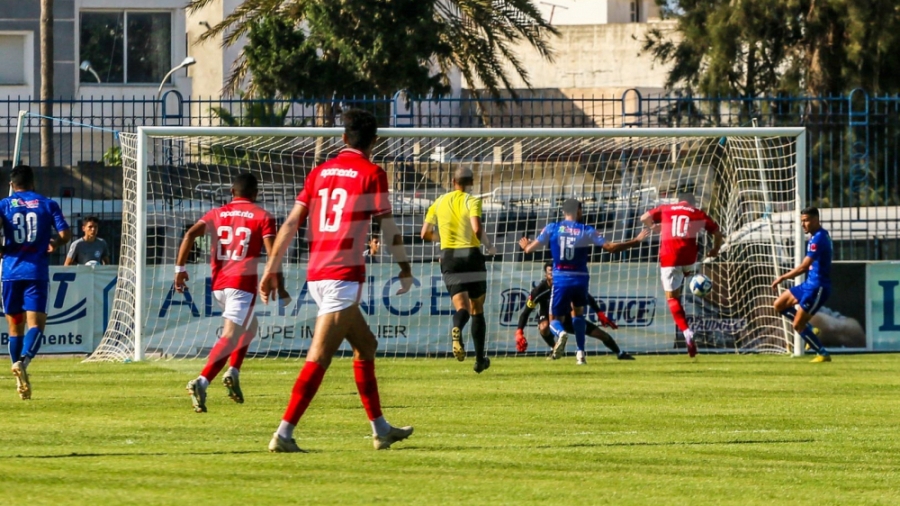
[
  {"x1": 186, "y1": 0, "x2": 558, "y2": 100},
  {"x1": 40, "y1": 0, "x2": 54, "y2": 167}
]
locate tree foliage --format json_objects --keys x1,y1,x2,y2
[
  {"x1": 187, "y1": 0, "x2": 558, "y2": 99},
  {"x1": 644, "y1": 0, "x2": 900, "y2": 97}
]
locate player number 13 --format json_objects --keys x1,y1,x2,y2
[{"x1": 318, "y1": 188, "x2": 348, "y2": 233}]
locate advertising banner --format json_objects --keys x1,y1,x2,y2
[
  {"x1": 0, "y1": 266, "x2": 115, "y2": 354},
  {"x1": 867, "y1": 262, "x2": 900, "y2": 351}
]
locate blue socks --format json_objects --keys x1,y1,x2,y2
[
  {"x1": 780, "y1": 309, "x2": 827, "y2": 354},
  {"x1": 8, "y1": 336, "x2": 23, "y2": 363},
  {"x1": 572, "y1": 316, "x2": 587, "y2": 352},
  {"x1": 22, "y1": 326, "x2": 43, "y2": 360},
  {"x1": 549, "y1": 320, "x2": 566, "y2": 339}
]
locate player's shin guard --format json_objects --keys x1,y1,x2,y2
[
  {"x1": 471, "y1": 314, "x2": 487, "y2": 360},
  {"x1": 283, "y1": 361, "x2": 327, "y2": 425},
  {"x1": 229, "y1": 331, "x2": 255, "y2": 370},
  {"x1": 22, "y1": 327, "x2": 42, "y2": 360},
  {"x1": 7, "y1": 336, "x2": 22, "y2": 364},
  {"x1": 666, "y1": 298, "x2": 690, "y2": 332},
  {"x1": 201, "y1": 337, "x2": 237, "y2": 381},
  {"x1": 353, "y1": 360, "x2": 383, "y2": 421},
  {"x1": 452, "y1": 309, "x2": 470, "y2": 332},
  {"x1": 549, "y1": 320, "x2": 566, "y2": 339},
  {"x1": 572, "y1": 316, "x2": 587, "y2": 352}
]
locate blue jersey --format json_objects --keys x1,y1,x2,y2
[
  {"x1": 0, "y1": 191, "x2": 69, "y2": 281},
  {"x1": 805, "y1": 227, "x2": 832, "y2": 287},
  {"x1": 535, "y1": 220, "x2": 606, "y2": 283}
]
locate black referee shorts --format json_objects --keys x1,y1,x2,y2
[{"x1": 441, "y1": 247, "x2": 487, "y2": 299}]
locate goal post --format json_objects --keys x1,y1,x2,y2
[{"x1": 88, "y1": 126, "x2": 807, "y2": 362}]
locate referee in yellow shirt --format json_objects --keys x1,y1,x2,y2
[{"x1": 420, "y1": 167, "x2": 496, "y2": 373}]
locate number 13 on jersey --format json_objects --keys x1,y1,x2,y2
[{"x1": 318, "y1": 188, "x2": 347, "y2": 232}]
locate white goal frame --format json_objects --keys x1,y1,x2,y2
[{"x1": 125, "y1": 126, "x2": 807, "y2": 361}]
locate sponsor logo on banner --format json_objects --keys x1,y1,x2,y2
[
  {"x1": 591, "y1": 297, "x2": 656, "y2": 327},
  {"x1": 0, "y1": 270, "x2": 93, "y2": 352},
  {"x1": 686, "y1": 316, "x2": 747, "y2": 333}
]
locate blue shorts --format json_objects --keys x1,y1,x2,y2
[
  {"x1": 550, "y1": 280, "x2": 588, "y2": 318},
  {"x1": 789, "y1": 283, "x2": 830, "y2": 316},
  {"x1": 2, "y1": 280, "x2": 49, "y2": 316}
]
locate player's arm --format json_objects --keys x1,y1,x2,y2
[
  {"x1": 375, "y1": 212, "x2": 414, "y2": 295},
  {"x1": 174, "y1": 221, "x2": 207, "y2": 293},
  {"x1": 64, "y1": 242, "x2": 77, "y2": 266},
  {"x1": 708, "y1": 230, "x2": 725, "y2": 258},
  {"x1": 262, "y1": 235, "x2": 291, "y2": 305},
  {"x1": 640, "y1": 209, "x2": 662, "y2": 232},
  {"x1": 587, "y1": 293, "x2": 618, "y2": 329},
  {"x1": 518, "y1": 226, "x2": 550, "y2": 254},
  {"x1": 261, "y1": 203, "x2": 308, "y2": 304},
  {"x1": 771, "y1": 256, "x2": 814, "y2": 289},
  {"x1": 470, "y1": 216, "x2": 495, "y2": 255},
  {"x1": 49, "y1": 228, "x2": 72, "y2": 254},
  {"x1": 600, "y1": 228, "x2": 651, "y2": 253}
]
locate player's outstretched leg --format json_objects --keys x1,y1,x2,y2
[
  {"x1": 587, "y1": 323, "x2": 634, "y2": 360},
  {"x1": 343, "y1": 306, "x2": 413, "y2": 449},
  {"x1": 15, "y1": 325, "x2": 43, "y2": 399},
  {"x1": 186, "y1": 336, "x2": 237, "y2": 413},
  {"x1": 224, "y1": 323, "x2": 257, "y2": 404},
  {"x1": 7, "y1": 325, "x2": 27, "y2": 399},
  {"x1": 666, "y1": 297, "x2": 696, "y2": 357},
  {"x1": 451, "y1": 307, "x2": 470, "y2": 361},
  {"x1": 572, "y1": 316, "x2": 587, "y2": 365},
  {"x1": 549, "y1": 319, "x2": 568, "y2": 359}
]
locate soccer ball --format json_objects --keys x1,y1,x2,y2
[
  {"x1": 85, "y1": 260, "x2": 100, "y2": 267},
  {"x1": 689, "y1": 274, "x2": 713, "y2": 297}
]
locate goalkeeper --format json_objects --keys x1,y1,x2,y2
[{"x1": 515, "y1": 262, "x2": 634, "y2": 360}]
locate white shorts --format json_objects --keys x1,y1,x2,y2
[
  {"x1": 213, "y1": 288, "x2": 256, "y2": 327},
  {"x1": 660, "y1": 264, "x2": 696, "y2": 292},
  {"x1": 308, "y1": 280, "x2": 362, "y2": 316}
]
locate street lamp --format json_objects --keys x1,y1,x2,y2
[
  {"x1": 79, "y1": 60, "x2": 101, "y2": 83},
  {"x1": 156, "y1": 57, "x2": 197, "y2": 124}
]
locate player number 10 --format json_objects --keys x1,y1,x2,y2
[
  {"x1": 12, "y1": 212, "x2": 38, "y2": 243},
  {"x1": 671, "y1": 215, "x2": 690, "y2": 238}
]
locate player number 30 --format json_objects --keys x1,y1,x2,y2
[{"x1": 12, "y1": 212, "x2": 38, "y2": 243}]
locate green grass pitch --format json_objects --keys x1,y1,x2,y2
[{"x1": 2, "y1": 354, "x2": 899, "y2": 505}]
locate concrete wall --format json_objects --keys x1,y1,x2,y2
[{"x1": 489, "y1": 21, "x2": 675, "y2": 91}]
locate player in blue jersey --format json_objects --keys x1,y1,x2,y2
[
  {"x1": 0, "y1": 165, "x2": 71, "y2": 399},
  {"x1": 518, "y1": 199, "x2": 649, "y2": 364},
  {"x1": 772, "y1": 206, "x2": 832, "y2": 363}
]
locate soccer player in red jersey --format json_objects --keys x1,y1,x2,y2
[
  {"x1": 260, "y1": 109, "x2": 414, "y2": 452},
  {"x1": 174, "y1": 173, "x2": 284, "y2": 412},
  {"x1": 641, "y1": 192, "x2": 724, "y2": 357}
]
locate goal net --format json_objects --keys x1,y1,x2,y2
[{"x1": 87, "y1": 127, "x2": 806, "y2": 362}]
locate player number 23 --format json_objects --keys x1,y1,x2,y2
[
  {"x1": 216, "y1": 226, "x2": 252, "y2": 261},
  {"x1": 671, "y1": 215, "x2": 690, "y2": 238},
  {"x1": 317, "y1": 188, "x2": 348, "y2": 233},
  {"x1": 12, "y1": 212, "x2": 38, "y2": 243}
]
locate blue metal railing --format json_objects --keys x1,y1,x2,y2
[{"x1": 1, "y1": 91, "x2": 899, "y2": 260}]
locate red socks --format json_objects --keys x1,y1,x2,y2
[
  {"x1": 353, "y1": 360, "x2": 383, "y2": 421},
  {"x1": 200, "y1": 337, "x2": 237, "y2": 381},
  {"x1": 229, "y1": 330, "x2": 255, "y2": 370},
  {"x1": 282, "y1": 361, "x2": 327, "y2": 425},
  {"x1": 667, "y1": 298, "x2": 690, "y2": 332}
]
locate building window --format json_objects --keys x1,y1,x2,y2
[
  {"x1": 0, "y1": 34, "x2": 27, "y2": 85},
  {"x1": 79, "y1": 11, "x2": 172, "y2": 84},
  {"x1": 630, "y1": 1, "x2": 641, "y2": 22}
]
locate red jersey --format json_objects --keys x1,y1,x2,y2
[
  {"x1": 199, "y1": 198, "x2": 277, "y2": 293},
  {"x1": 297, "y1": 148, "x2": 391, "y2": 283},
  {"x1": 648, "y1": 201, "x2": 719, "y2": 267}
]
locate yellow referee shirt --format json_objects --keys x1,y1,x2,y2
[{"x1": 425, "y1": 190, "x2": 482, "y2": 249}]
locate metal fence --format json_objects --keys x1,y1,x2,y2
[{"x1": 1, "y1": 90, "x2": 898, "y2": 261}]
